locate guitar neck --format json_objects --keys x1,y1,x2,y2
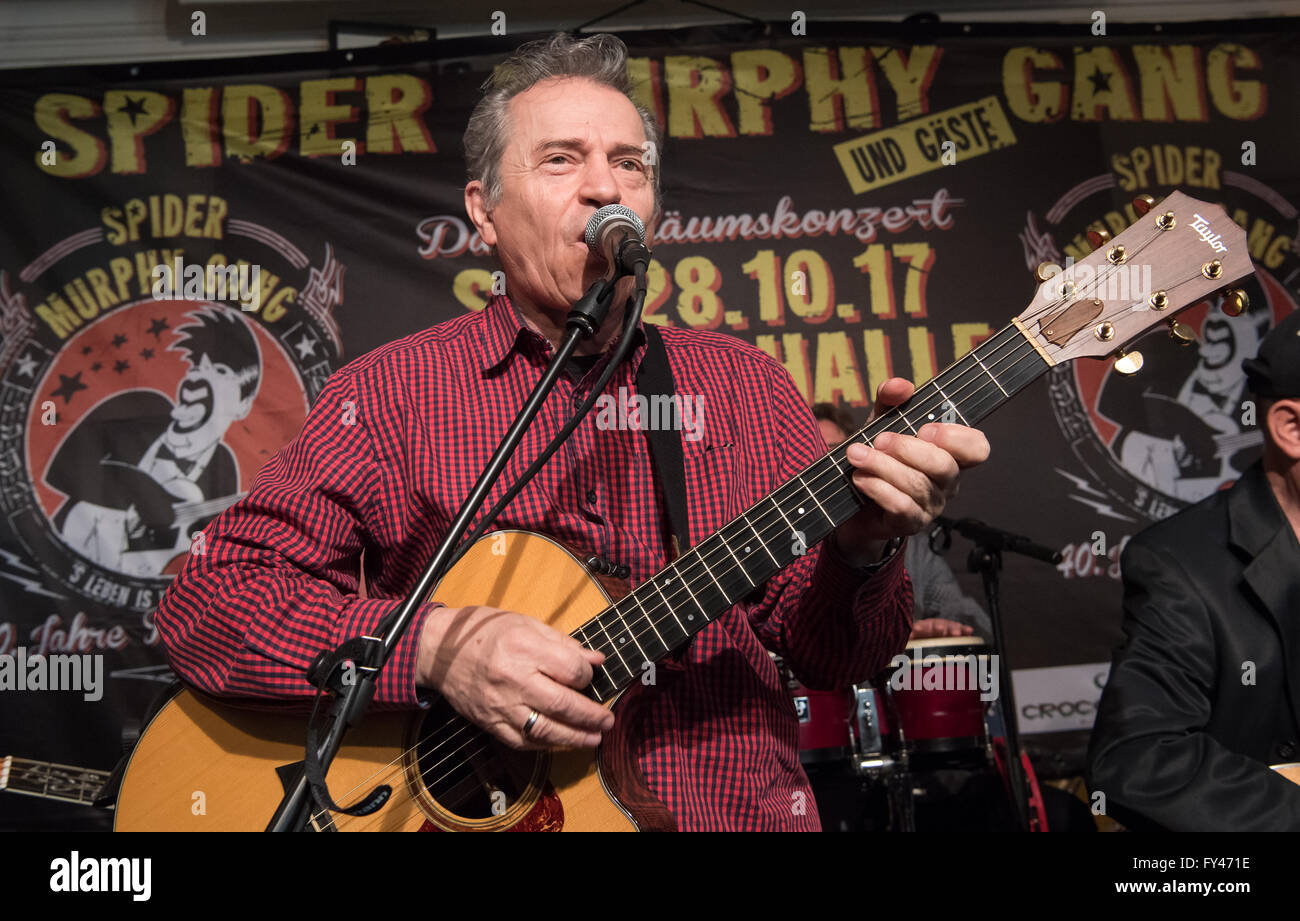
[
  {"x1": 575, "y1": 323, "x2": 1051, "y2": 702},
  {"x1": 0, "y1": 755, "x2": 110, "y2": 806}
]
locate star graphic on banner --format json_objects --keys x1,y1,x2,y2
[
  {"x1": 147, "y1": 317, "x2": 170, "y2": 338},
  {"x1": 15, "y1": 353, "x2": 38, "y2": 377},
  {"x1": 80, "y1": 345, "x2": 93, "y2": 356},
  {"x1": 51, "y1": 372, "x2": 87, "y2": 405},
  {"x1": 118, "y1": 95, "x2": 149, "y2": 125},
  {"x1": 90, "y1": 361, "x2": 102, "y2": 372},
  {"x1": 295, "y1": 335, "x2": 317, "y2": 359},
  {"x1": 139, "y1": 347, "x2": 155, "y2": 360},
  {"x1": 1087, "y1": 66, "x2": 1112, "y2": 94},
  {"x1": 113, "y1": 359, "x2": 130, "y2": 374},
  {"x1": 111, "y1": 333, "x2": 128, "y2": 348}
]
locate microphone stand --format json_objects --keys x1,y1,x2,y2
[
  {"x1": 268, "y1": 268, "x2": 639, "y2": 832},
  {"x1": 930, "y1": 516, "x2": 1061, "y2": 833}
]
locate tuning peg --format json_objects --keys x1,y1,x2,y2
[
  {"x1": 1167, "y1": 319, "x2": 1195, "y2": 346},
  {"x1": 1113, "y1": 349, "x2": 1144, "y2": 376},
  {"x1": 1221, "y1": 287, "x2": 1249, "y2": 317},
  {"x1": 1087, "y1": 227, "x2": 1112, "y2": 249},
  {"x1": 1133, "y1": 194, "x2": 1156, "y2": 216},
  {"x1": 1035, "y1": 261, "x2": 1061, "y2": 282}
]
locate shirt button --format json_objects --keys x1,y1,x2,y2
[{"x1": 586, "y1": 489, "x2": 598, "y2": 505}]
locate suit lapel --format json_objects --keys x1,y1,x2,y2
[{"x1": 1229, "y1": 464, "x2": 1300, "y2": 740}]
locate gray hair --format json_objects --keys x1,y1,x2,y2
[{"x1": 463, "y1": 32, "x2": 662, "y2": 219}]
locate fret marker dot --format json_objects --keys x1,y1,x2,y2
[
  {"x1": 688, "y1": 614, "x2": 694, "y2": 620},
  {"x1": 619, "y1": 637, "x2": 626, "y2": 644},
  {"x1": 745, "y1": 546, "x2": 751, "y2": 553},
  {"x1": 798, "y1": 507, "x2": 805, "y2": 515},
  {"x1": 927, "y1": 413, "x2": 935, "y2": 420}
]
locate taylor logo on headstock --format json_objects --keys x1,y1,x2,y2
[
  {"x1": 1032, "y1": 182, "x2": 1298, "y2": 522},
  {"x1": 1189, "y1": 213, "x2": 1229, "y2": 254}
]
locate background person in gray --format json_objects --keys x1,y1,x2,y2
[{"x1": 813, "y1": 402, "x2": 993, "y2": 643}]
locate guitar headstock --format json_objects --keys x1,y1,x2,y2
[{"x1": 1015, "y1": 190, "x2": 1255, "y2": 375}]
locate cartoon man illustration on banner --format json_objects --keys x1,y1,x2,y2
[{"x1": 44, "y1": 307, "x2": 260, "y2": 577}]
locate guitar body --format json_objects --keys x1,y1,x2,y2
[{"x1": 115, "y1": 530, "x2": 675, "y2": 832}]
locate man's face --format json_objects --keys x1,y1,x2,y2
[
  {"x1": 166, "y1": 354, "x2": 254, "y2": 458},
  {"x1": 466, "y1": 77, "x2": 656, "y2": 315}
]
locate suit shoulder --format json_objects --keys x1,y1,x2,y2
[{"x1": 1123, "y1": 488, "x2": 1232, "y2": 566}]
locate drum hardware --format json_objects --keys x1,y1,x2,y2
[
  {"x1": 848, "y1": 685, "x2": 893, "y2": 776},
  {"x1": 779, "y1": 639, "x2": 1051, "y2": 831}
]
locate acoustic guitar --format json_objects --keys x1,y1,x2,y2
[{"x1": 114, "y1": 191, "x2": 1256, "y2": 831}]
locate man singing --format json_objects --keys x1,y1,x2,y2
[{"x1": 154, "y1": 32, "x2": 989, "y2": 831}]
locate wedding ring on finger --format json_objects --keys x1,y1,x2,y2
[{"x1": 522, "y1": 708, "x2": 541, "y2": 739}]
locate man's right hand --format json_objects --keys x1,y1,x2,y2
[{"x1": 416, "y1": 605, "x2": 614, "y2": 751}]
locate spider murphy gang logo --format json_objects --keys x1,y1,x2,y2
[
  {"x1": 1026, "y1": 171, "x2": 1299, "y2": 522},
  {"x1": 0, "y1": 195, "x2": 345, "y2": 621}
]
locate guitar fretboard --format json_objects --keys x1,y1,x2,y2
[
  {"x1": 574, "y1": 322, "x2": 1050, "y2": 702},
  {"x1": 0, "y1": 755, "x2": 110, "y2": 805}
]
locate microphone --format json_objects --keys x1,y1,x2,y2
[
  {"x1": 935, "y1": 516, "x2": 1063, "y2": 565},
  {"x1": 584, "y1": 204, "x2": 651, "y2": 277}
]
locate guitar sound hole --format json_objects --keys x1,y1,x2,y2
[{"x1": 414, "y1": 702, "x2": 542, "y2": 820}]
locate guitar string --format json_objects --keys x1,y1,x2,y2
[{"x1": 315, "y1": 220, "x2": 1213, "y2": 826}]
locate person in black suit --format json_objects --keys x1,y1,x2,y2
[{"x1": 1087, "y1": 307, "x2": 1300, "y2": 831}]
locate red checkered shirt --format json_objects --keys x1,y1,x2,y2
[{"x1": 154, "y1": 293, "x2": 913, "y2": 831}]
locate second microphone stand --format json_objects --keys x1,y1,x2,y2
[{"x1": 931, "y1": 515, "x2": 1062, "y2": 832}]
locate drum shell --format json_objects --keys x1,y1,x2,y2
[
  {"x1": 790, "y1": 683, "x2": 853, "y2": 764},
  {"x1": 888, "y1": 639, "x2": 990, "y2": 754}
]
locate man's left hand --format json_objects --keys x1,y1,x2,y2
[
  {"x1": 910, "y1": 617, "x2": 975, "y2": 640},
  {"x1": 834, "y1": 378, "x2": 990, "y2": 564}
]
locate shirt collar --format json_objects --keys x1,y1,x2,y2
[{"x1": 478, "y1": 292, "x2": 650, "y2": 380}]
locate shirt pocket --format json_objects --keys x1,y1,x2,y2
[{"x1": 681, "y1": 431, "x2": 740, "y2": 529}]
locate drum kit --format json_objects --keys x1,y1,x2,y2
[{"x1": 779, "y1": 637, "x2": 1047, "y2": 832}]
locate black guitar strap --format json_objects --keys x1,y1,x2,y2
[{"x1": 635, "y1": 323, "x2": 690, "y2": 562}]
